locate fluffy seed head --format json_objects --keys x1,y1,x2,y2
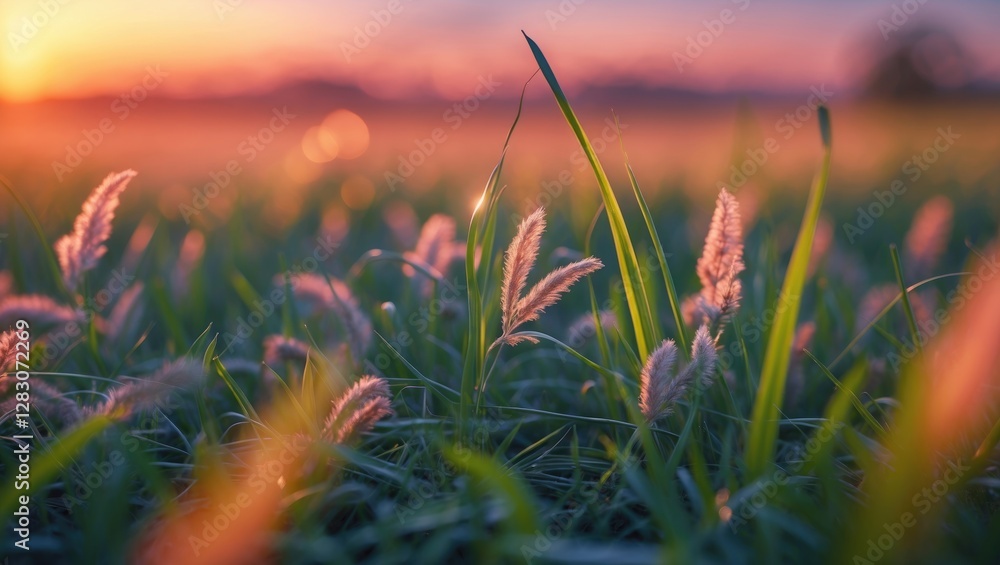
[
  {"x1": 281, "y1": 273, "x2": 372, "y2": 361},
  {"x1": 501, "y1": 208, "x2": 546, "y2": 336},
  {"x1": 638, "y1": 339, "x2": 682, "y2": 422},
  {"x1": 0, "y1": 294, "x2": 81, "y2": 329},
  {"x1": 263, "y1": 335, "x2": 310, "y2": 367},
  {"x1": 505, "y1": 257, "x2": 604, "y2": 345},
  {"x1": 54, "y1": 170, "x2": 138, "y2": 291},
  {"x1": 86, "y1": 359, "x2": 203, "y2": 421},
  {"x1": 687, "y1": 188, "x2": 745, "y2": 330},
  {"x1": 323, "y1": 375, "x2": 392, "y2": 443}
]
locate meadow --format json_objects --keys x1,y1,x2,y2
[{"x1": 1, "y1": 35, "x2": 1000, "y2": 565}]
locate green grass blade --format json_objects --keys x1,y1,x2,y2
[
  {"x1": 524, "y1": 32, "x2": 656, "y2": 360},
  {"x1": 890, "y1": 244, "x2": 923, "y2": 356},
  {"x1": 745, "y1": 105, "x2": 831, "y2": 479}
]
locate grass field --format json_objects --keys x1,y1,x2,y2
[{"x1": 2, "y1": 35, "x2": 1000, "y2": 565}]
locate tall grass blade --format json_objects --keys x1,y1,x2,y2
[
  {"x1": 524, "y1": 32, "x2": 656, "y2": 360},
  {"x1": 746, "y1": 105, "x2": 831, "y2": 478}
]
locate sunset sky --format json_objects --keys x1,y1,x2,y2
[{"x1": 2, "y1": 0, "x2": 999, "y2": 102}]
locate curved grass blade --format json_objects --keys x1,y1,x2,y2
[
  {"x1": 523, "y1": 31, "x2": 656, "y2": 360},
  {"x1": 746, "y1": 106, "x2": 831, "y2": 478}
]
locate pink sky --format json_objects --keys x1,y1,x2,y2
[{"x1": 2, "y1": 0, "x2": 998, "y2": 102}]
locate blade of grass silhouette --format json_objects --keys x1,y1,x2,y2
[
  {"x1": 746, "y1": 105, "x2": 831, "y2": 479},
  {"x1": 461, "y1": 71, "x2": 532, "y2": 441},
  {"x1": 524, "y1": 31, "x2": 657, "y2": 361}
]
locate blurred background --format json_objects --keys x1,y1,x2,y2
[{"x1": 1, "y1": 0, "x2": 998, "y2": 236}]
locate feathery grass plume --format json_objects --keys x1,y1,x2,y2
[
  {"x1": 497, "y1": 208, "x2": 603, "y2": 346},
  {"x1": 332, "y1": 395, "x2": 393, "y2": 444},
  {"x1": 682, "y1": 324, "x2": 719, "y2": 389},
  {"x1": 565, "y1": 309, "x2": 618, "y2": 348},
  {"x1": 1, "y1": 379, "x2": 82, "y2": 427},
  {"x1": 685, "y1": 188, "x2": 745, "y2": 331},
  {"x1": 0, "y1": 294, "x2": 81, "y2": 328},
  {"x1": 903, "y1": 196, "x2": 953, "y2": 279},
  {"x1": 0, "y1": 330, "x2": 17, "y2": 375},
  {"x1": 786, "y1": 321, "x2": 816, "y2": 407},
  {"x1": 508, "y1": 258, "x2": 604, "y2": 341},
  {"x1": 322, "y1": 375, "x2": 393, "y2": 443},
  {"x1": 54, "y1": 169, "x2": 138, "y2": 291},
  {"x1": 638, "y1": 339, "x2": 680, "y2": 422},
  {"x1": 85, "y1": 359, "x2": 203, "y2": 421},
  {"x1": 104, "y1": 282, "x2": 144, "y2": 343},
  {"x1": 281, "y1": 273, "x2": 372, "y2": 361},
  {"x1": 263, "y1": 335, "x2": 310, "y2": 367},
  {"x1": 501, "y1": 208, "x2": 546, "y2": 338},
  {"x1": 638, "y1": 325, "x2": 718, "y2": 423},
  {"x1": 403, "y1": 214, "x2": 456, "y2": 297}
]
